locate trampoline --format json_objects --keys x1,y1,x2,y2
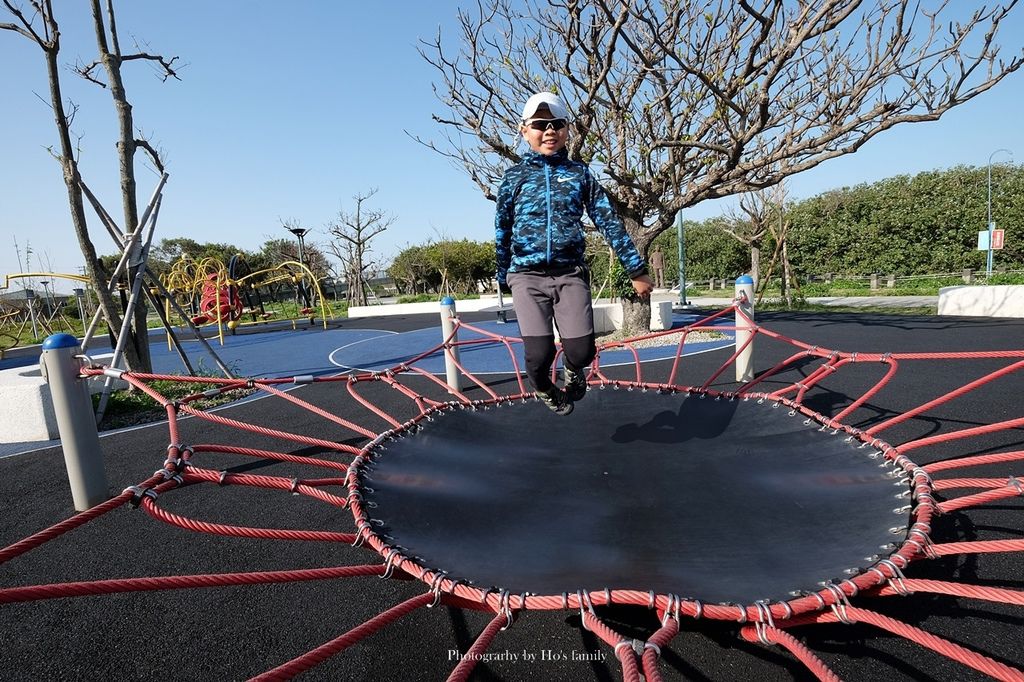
[
  {"x1": 360, "y1": 390, "x2": 909, "y2": 605},
  {"x1": 2, "y1": 302, "x2": 1023, "y2": 681}
]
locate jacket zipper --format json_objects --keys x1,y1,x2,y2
[{"x1": 544, "y1": 164, "x2": 552, "y2": 263}]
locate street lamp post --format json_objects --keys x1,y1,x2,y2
[
  {"x1": 284, "y1": 226, "x2": 309, "y2": 269},
  {"x1": 986, "y1": 148, "x2": 1013, "y2": 277},
  {"x1": 284, "y1": 225, "x2": 311, "y2": 300},
  {"x1": 674, "y1": 210, "x2": 696, "y2": 310},
  {"x1": 39, "y1": 280, "x2": 51, "y2": 316}
]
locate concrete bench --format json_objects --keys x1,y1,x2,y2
[
  {"x1": 0, "y1": 363, "x2": 58, "y2": 442},
  {"x1": 0, "y1": 353, "x2": 129, "y2": 444}
]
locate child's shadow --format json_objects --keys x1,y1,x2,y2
[{"x1": 610, "y1": 395, "x2": 739, "y2": 445}]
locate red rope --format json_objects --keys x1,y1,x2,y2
[
  {"x1": 897, "y1": 416, "x2": 1024, "y2": 454},
  {"x1": 582, "y1": 611, "x2": 642, "y2": 682},
  {"x1": 345, "y1": 376, "x2": 404, "y2": 428},
  {"x1": 868, "y1": 360, "x2": 1024, "y2": 436},
  {"x1": 177, "y1": 402, "x2": 362, "y2": 453},
  {"x1": 932, "y1": 477, "x2": 1021, "y2": 491},
  {"x1": 249, "y1": 592, "x2": 433, "y2": 681},
  {"x1": 183, "y1": 467, "x2": 350, "y2": 509},
  {"x1": 0, "y1": 565, "x2": 384, "y2": 604},
  {"x1": 937, "y1": 486, "x2": 1023, "y2": 513},
  {"x1": 257, "y1": 382, "x2": 378, "y2": 438},
  {"x1": 446, "y1": 611, "x2": 509, "y2": 682},
  {"x1": 929, "y1": 539, "x2": 1024, "y2": 557},
  {"x1": 843, "y1": 606, "x2": 1024, "y2": 681},
  {"x1": 923, "y1": 450, "x2": 1024, "y2": 473},
  {"x1": 738, "y1": 625, "x2": 842, "y2": 681},
  {"x1": 832, "y1": 356, "x2": 899, "y2": 422},
  {"x1": 141, "y1": 495, "x2": 354, "y2": 544},
  {"x1": 189, "y1": 443, "x2": 351, "y2": 472},
  {"x1": 640, "y1": 616, "x2": 678, "y2": 682},
  {"x1": 0, "y1": 480, "x2": 156, "y2": 566},
  {"x1": 873, "y1": 578, "x2": 1024, "y2": 605}
]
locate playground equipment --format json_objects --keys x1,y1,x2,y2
[
  {"x1": 0, "y1": 273, "x2": 92, "y2": 355},
  {"x1": 8, "y1": 298, "x2": 1024, "y2": 680},
  {"x1": 159, "y1": 255, "x2": 336, "y2": 345}
]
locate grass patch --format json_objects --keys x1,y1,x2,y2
[
  {"x1": 396, "y1": 293, "x2": 481, "y2": 304},
  {"x1": 96, "y1": 374, "x2": 256, "y2": 430}
]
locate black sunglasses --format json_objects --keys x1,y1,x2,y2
[{"x1": 525, "y1": 118, "x2": 567, "y2": 131}]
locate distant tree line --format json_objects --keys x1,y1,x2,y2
[
  {"x1": 112, "y1": 164, "x2": 1021, "y2": 303},
  {"x1": 388, "y1": 240, "x2": 496, "y2": 296},
  {"x1": 630, "y1": 164, "x2": 1024, "y2": 290}
]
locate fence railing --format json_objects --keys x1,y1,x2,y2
[{"x1": 694, "y1": 268, "x2": 1024, "y2": 292}]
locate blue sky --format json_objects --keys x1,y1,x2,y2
[{"x1": 2, "y1": 2, "x2": 1022, "y2": 292}]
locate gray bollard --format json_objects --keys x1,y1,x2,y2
[
  {"x1": 734, "y1": 275, "x2": 755, "y2": 383},
  {"x1": 40, "y1": 333, "x2": 109, "y2": 510},
  {"x1": 440, "y1": 297, "x2": 461, "y2": 392}
]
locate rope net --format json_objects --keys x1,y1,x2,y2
[{"x1": 3, "y1": 303, "x2": 1024, "y2": 681}]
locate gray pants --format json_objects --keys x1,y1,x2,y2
[
  {"x1": 507, "y1": 268, "x2": 594, "y2": 338},
  {"x1": 507, "y1": 268, "x2": 596, "y2": 391}
]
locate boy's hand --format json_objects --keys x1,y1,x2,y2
[{"x1": 631, "y1": 274, "x2": 654, "y2": 298}]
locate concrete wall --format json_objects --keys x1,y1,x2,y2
[
  {"x1": 348, "y1": 297, "x2": 505, "y2": 318},
  {"x1": 937, "y1": 285, "x2": 1024, "y2": 318},
  {"x1": 350, "y1": 296, "x2": 674, "y2": 332}
]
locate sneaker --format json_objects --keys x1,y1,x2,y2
[
  {"x1": 563, "y1": 366, "x2": 588, "y2": 402},
  {"x1": 535, "y1": 386, "x2": 574, "y2": 416}
]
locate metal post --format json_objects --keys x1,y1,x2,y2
[
  {"x1": 41, "y1": 333, "x2": 109, "y2": 510},
  {"x1": 674, "y1": 211, "x2": 695, "y2": 310},
  {"x1": 734, "y1": 275, "x2": 755, "y2": 383},
  {"x1": 285, "y1": 226, "x2": 310, "y2": 302},
  {"x1": 440, "y1": 296, "x2": 461, "y2": 392},
  {"x1": 496, "y1": 286, "x2": 508, "y2": 324},
  {"x1": 987, "y1": 148, "x2": 1012, "y2": 277},
  {"x1": 73, "y1": 288, "x2": 86, "y2": 338},
  {"x1": 25, "y1": 288, "x2": 39, "y2": 340}
]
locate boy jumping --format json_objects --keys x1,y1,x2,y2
[{"x1": 495, "y1": 91, "x2": 653, "y2": 415}]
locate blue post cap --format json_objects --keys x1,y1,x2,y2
[
  {"x1": 735, "y1": 275, "x2": 754, "y2": 285},
  {"x1": 440, "y1": 296, "x2": 455, "y2": 306},
  {"x1": 42, "y1": 333, "x2": 81, "y2": 350}
]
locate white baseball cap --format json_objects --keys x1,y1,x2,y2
[{"x1": 521, "y1": 92, "x2": 569, "y2": 121}]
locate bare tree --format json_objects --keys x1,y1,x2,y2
[
  {"x1": 724, "y1": 191, "x2": 773, "y2": 288},
  {"x1": 74, "y1": 0, "x2": 181, "y2": 371},
  {"x1": 3, "y1": 0, "x2": 180, "y2": 372},
  {"x1": 326, "y1": 189, "x2": 395, "y2": 307},
  {"x1": 759, "y1": 181, "x2": 800, "y2": 306},
  {"x1": 418, "y1": 0, "x2": 1023, "y2": 329},
  {"x1": 1, "y1": 1, "x2": 135, "y2": 368}
]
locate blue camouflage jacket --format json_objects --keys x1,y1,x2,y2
[{"x1": 494, "y1": 149, "x2": 647, "y2": 286}]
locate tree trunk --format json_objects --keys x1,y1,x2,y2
[
  {"x1": 782, "y1": 240, "x2": 793, "y2": 307},
  {"x1": 43, "y1": 46, "x2": 134, "y2": 367},
  {"x1": 750, "y1": 244, "x2": 761, "y2": 289},
  {"x1": 618, "y1": 213, "x2": 655, "y2": 335},
  {"x1": 620, "y1": 297, "x2": 651, "y2": 337},
  {"x1": 89, "y1": 0, "x2": 152, "y2": 373}
]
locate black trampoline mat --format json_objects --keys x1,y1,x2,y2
[{"x1": 363, "y1": 390, "x2": 909, "y2": 604}]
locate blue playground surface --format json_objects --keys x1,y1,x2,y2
[
  {"x1": 328, "y1": 317, "x2": 733, "y2": 375},
  {"x1": 2, "y1": 313, "x2": 734, "y2": 378}
]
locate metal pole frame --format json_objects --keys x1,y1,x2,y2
[
  {"x1": 986, "y1": 148, "x2": 1013, "y2": 277},
  {"x1": 674, "y1": 211, "x2": 696, "y2": 310}
]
